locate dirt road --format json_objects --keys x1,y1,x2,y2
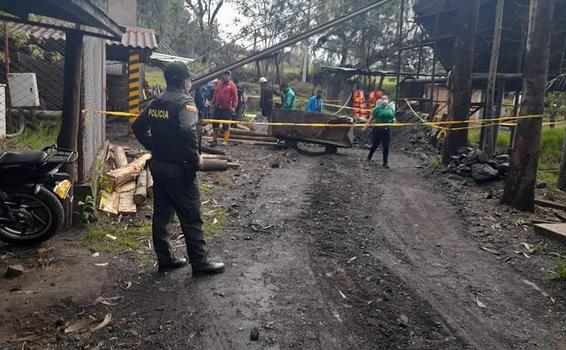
[{"x1": 1, "y1": 145, "x2": 565, "y2": 349}]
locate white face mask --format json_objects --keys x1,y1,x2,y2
[{"x1": 183, "y1": 80, "x2": 192, "y2": 94}]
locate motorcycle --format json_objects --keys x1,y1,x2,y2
[{"x1": 0, "y1": 146, "x2": 77, "y2": 245}]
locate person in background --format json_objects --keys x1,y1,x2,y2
[
  {"x1": 233, "y1": 78, "x2": 246, "y2": 121},
  {"x1": 132, "y1": 61, "x2": 225, "y2": 276},
  {"x1": 305, "y1": 89, "x2": 324, "y2": 113},
  {"x1": 259, "y1": 77, "x2": 273, "y2": 118},
  {"x1": 280, "y1": 82, "x2": 296, "y2": 110},
  {"x1": 364, "y1": 96, "x2": 396, "y2": 168},
  {"x1": 211, "y1": 71, "x2": 238, "y2": 146}
]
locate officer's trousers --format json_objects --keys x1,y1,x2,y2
[{"x1": 150, "y1": 161, "x2": 207, "y2": 265}]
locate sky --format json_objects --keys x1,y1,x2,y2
[{"x1": 216, "y1": 2, "x2": 249, "y2": 37}]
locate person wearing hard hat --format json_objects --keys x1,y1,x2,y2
[
  {"x1": 132, "y1": 61, "x2": 225, "y2": 276},
  {"x1": 259, "y1": 77, "x2": 273, "y2": 118},
  {"x1": 364, "y1": 95, "x2": 396, "y2": 168}
]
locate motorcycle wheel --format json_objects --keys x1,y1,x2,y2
[{"x1": 0, "y1": 186, "x2": 64, "y2": 245}]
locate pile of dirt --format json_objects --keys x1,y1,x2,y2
[{"x1": 445, "y1": 147, "x2": 510, "y2": 182}]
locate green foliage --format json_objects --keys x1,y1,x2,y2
[
  {"x1": 84, "y1": 223, "x2": 152, "y2": 255},
  {"x1": 553, "y1": 259, "x2": 566, "y2": 280},
  {"x1": 76, "y1": 195, "x2": 97, "y2": 226},
  {"x1": 0, "y1": 26, "x2": 46, "y2": 62},
  {"x1": 11, "y1": 122, "x2": 59, "y2": 150}
]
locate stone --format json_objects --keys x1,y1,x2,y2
[
  {"x1": 398, "y1": 314, "x2": 409, "y2": 327},
  {"x1": 5, "y1": 264, "x2": 24, "y2": 278},
  {"x1": 250, "y1": 327, "x2": 259, "y2": 341},
  {"x1": 495, "y1": 154, "x2": 510, "y2": 163},
  {"x1": 497, "y1": 162, "x2": 510, "y2": 175},
  {"x1": 471, "y1": 163, "x2": 499, "y2": 182},
  {"x1": 455, "y1": 164, "x2": 472, "y2": 177}
]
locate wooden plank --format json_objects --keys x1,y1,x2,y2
[
  {"x1": 534, "y1": 198, "x2": 566, "y2": 211},
  {"x1": 99, "y1": 191, "x2": 119, "y2": 215},
  {"x1": 119, "y1": 190, "x2": 137, "y2": 215},
  {"x1": 115, "y1": 180, "x2": 136, "y2": 193},
  {"x1": 534, "y1": 223, "x2": 566, "y2": 243}
]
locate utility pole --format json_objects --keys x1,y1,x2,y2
[
  {"x1": 442, "y1": 0, "x2": 480, "y2": 164},
  {"x1": 395, "y1": 0, "x2": 405, "y2": 103},
  {"x1": 502, "y1": 0, "x2": 555, "y2": 211},
  {"x1": 480, "y1": 0, "x2": 505, "y2": 157},
  {"x1": 302, "y1": 0, "x2": 312, "y2": 83}
]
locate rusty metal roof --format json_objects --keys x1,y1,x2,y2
[
  {"x1": 107, "y1": 26, "x2": 157, "y2": 50},
  {"x1": 11, "y1": 23, "x2": 157, "y2": 50}
]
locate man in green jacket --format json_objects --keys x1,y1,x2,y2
[
  {"x1": 280, "y1": 82, "x2": 296, "y2": 109},
  {"x1": 364, "y1": 97, "x2": 396, "y2": 168}
]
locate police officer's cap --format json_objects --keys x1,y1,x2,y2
[{"x1": 164, "y1": 61, "x2": 191, "y2": 84}]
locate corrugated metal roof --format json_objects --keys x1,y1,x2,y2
[
  {"x1": 107, "y1": 26, "x2": 158, "y2": 50},
  {"x1": 11, "y1": 23, "x2": 157, "y2": 50}
]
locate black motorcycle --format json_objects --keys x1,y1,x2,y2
[{"x1": 0, "y1": 146, "x2": 77, "y2": 245}]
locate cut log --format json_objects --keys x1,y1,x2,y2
[
  {"x1": 201, "y1": 146, "x2": 226, "y2": 155},
  {"x1": 134, "y1": 170, "x2": 148, "y2": 205},
  {"x1": 147, "y1": 170, "x2": 154, "y2": 198},
  {"x1": 200, "y1": 159, "x2": 228, "y2": 172},
  {"x1": 119, "y1": 190, "x2": 137, "y2": 214},
  {"x1": 230, "y1": 134, "x2": 279, "y2": 143},
  {"x1": 99, "y1": 191, "x2": 120, "y2": 215},
  {"x1": 112, "y1": 145, "x2": 128, "y2": 168},
  {"x1": 534, "y1": 223, "x2": 566, "y2": 243},
  {"x1": 201, "y1": 154, "x2": 232, "y2": 162},
  {"x1": 204, "y1": 137, "x2": 279, "y2": 146},
  {"x1": 230, "y1": 129, "x2": 270, "y2": 138},
  {"x1": 534, "y1": 198, "x2": 566, "y2": 211},
  {"x1": 115, "y1": 181, "x2": 136, "y2": 193},
  {"x1": 105, "y1": 153, "x2": 151, "y2": 188},
  {"x1": 228, "y1": 162, "x2": 240, "y2": 169}
]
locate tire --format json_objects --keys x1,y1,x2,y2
[{"x1": 0, "y1": 186, "x2": 64, "y2": 245}]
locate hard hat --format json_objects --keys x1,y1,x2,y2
[
  {"x1": 259, "y1": 77, "x2": 268, "y2": 83},
  {"x1": 164, "y1": 61, "x2": 191, "y2": 84}
]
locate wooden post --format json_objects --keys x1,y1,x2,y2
[
  {"x1": 480, "y1": 0, "x2": 505, "y2": 157},
  {"x1": 128, "y1": 51, "x2": 141, "y2": 135},
  {"x1": 395, "y1": 0, "x2": 406, "y2": 105},
  {"x1": 57, "y1": 30, "x2": 83, "y2": 181},
  {"x1": 502, "y1": 0, "x2": 555, "y2": 211},
  {"x1": 442, "y1": 0, "x2": 480, "y2": 164}
]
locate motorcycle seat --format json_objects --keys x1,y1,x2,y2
[{"x1": 0, "y1": 150, "x2": 47, "y2": 165}]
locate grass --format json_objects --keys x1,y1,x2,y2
[
  {"x1": 553, "y1": 259, "x2": 566, "y2": 280},
  {"x1": 11, "y1": 122, "x2": 60, "y2": 150},
  {"x1": 84, "y1": 222, "x2": 152, "y2": 256},
  {"x1": 468, "y1": 127, "x2": 564, "y2": 185}
]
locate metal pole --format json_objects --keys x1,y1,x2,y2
[
  {"x1": 395, "y1": 0, "x2": 406, "y2": 107},
  {"x1": 3, "y1": 21, "x2": 11, "y2": 132},
  {"x1": 192, "y1": 0, "x2": 395, "y2": 88}
]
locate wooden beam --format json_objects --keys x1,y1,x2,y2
[{"x1": 57, "y1": 30, "x2": 83, "y2": 183}]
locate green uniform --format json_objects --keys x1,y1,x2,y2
[
  {"x1": 371, "y1": 106, "x2": 395, "y2": 123},
  {"x1": 282, "y1": 88, "x2": 296, "y2": 109}
]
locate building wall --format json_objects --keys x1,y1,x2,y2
[{"x1": 108, "y1": 0, "x2": 138, "y2": 26}]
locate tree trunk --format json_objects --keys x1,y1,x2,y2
[
  {"x1": 502, "y1": 0, "x2": 555, "y2": 211},
  {"x1": 558, "y1": 124, "x2": 566, "y2": 190},
  {"x1": 442, "y1": 0, "x2": 479, "y2": 164},
  {"x1": 480, "y1": 0, "x2": 505, "y2": 157}
]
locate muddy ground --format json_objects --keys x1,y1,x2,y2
[{"x1": 1, "y1": 124, "x2": 566, "y2": 349}]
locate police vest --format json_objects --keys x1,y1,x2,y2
[{"x1": 146, "y1": 97, "x2": 196, "y2": 163}]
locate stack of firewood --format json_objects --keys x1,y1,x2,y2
[{"x1": 99, "y1": 145, "x2": 239, "y2": 215}]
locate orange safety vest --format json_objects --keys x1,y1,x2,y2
[
  {"x1": 367, "y1": 90, "x2": 384, "y2": 117},
  {"x1": 352, "y1": 90, "x2": 366, "y2": 117}
]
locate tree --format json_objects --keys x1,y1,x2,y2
[
  {"x1": 502, "y1": 0, "x2": 556, "y2": 211},
  {"x1": 442, "y1": 0, "x2": 479, "y2": 164},
  {"x1": 185, "y1": 0, "x2": 226, "y2": 63}
]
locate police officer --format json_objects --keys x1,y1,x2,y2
[{"x1": 133, "y1": 61, "x2": 225, "y2": 276}]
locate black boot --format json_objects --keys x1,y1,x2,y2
[
  {"x1": 383, "y1": 162, "x2": 389, "y2": 169},
  {"x1": 158, "y1": 257, "x2": 188, "y2": 273},
  {"x1": 192, "y1": 261, "x2": 225, "y2": 276}
]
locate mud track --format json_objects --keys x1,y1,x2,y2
[{"x1": 2, "y1": 146, "x2": 565, "y2": 350}]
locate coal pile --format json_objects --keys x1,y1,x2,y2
[{"x1": 446, "y1": 147, "x2": 510, "y2": 182}]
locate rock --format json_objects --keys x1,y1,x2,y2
[
  {"x1": 495, "y1": 154, "x2": 510, "y2": 163},
  {"x1": 497, "y1": 162, "x2": 510, "y2": 175},
  {"x1": 398, "y1": 314, "x2": 409, "y2": 327},
  {"x1": 471, "y1": 163, "x2": 499, "y2": 182},
  {"x1": 250, "y1": 327, "x2": 259, "y2": 341},
  {"x1": 5, "y1": 264, "x2": 24, "y2": 278},
  {"x1": 455, "y1": 164, "x2": 472, "y2": 177},
  {"x1": 457, "y1": 146, "x2": 472, "y2": 155},
  {"x1": 467, "y1": 149, "x2": 489, "y2": 164},
  {"x1": 536, "y1": 181, "x2": 547, "y2": 189}
]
